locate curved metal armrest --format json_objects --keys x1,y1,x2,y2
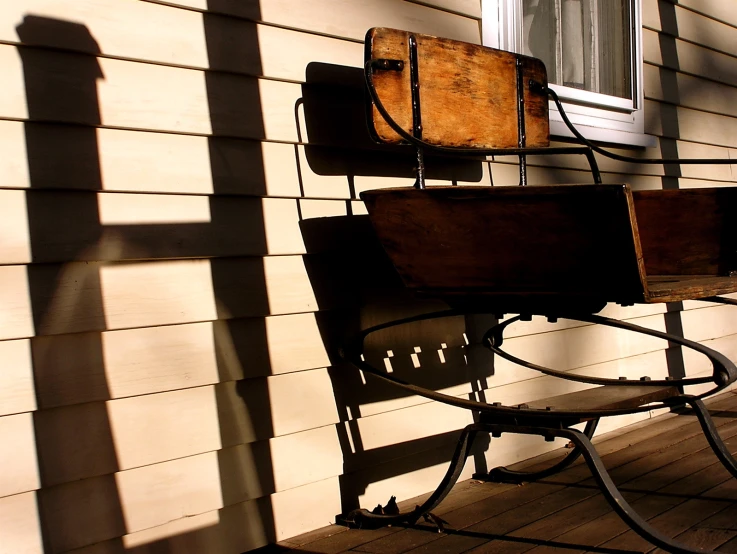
[{"x1": 538, "y1": 82, "x2": 737, "y2": 168}]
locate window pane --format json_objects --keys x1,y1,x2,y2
[
  {"x1": 598, "y1": 0, "x2": 632, "y2": 99},
  {"x1": 522, "y1": 0, "x2": 558, "y2": 84},
  {"x1": 521, "y1": 0, "x2": 632, "y2": 100}
]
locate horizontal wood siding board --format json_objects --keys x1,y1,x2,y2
[
  {"x1": 404, "y1": 0, "x2": 482, "y2": 19},
  {"x1": 643, "y1": 29, "x2": 737, "y2": 90},
  {"x1": 0, "y1": 255, "x2": 329, "y2": 340},
  {"x1": 644, "y1": 99, "x2": 737, "y2": 149},
  {"x1": 644, "y1": 62, "x2": 737, "y2": 120},
  {"x1": 0, "y1": 120, "x2": 733, "y2": 197},
  {"x1": 1, "y1": 0, "x2": 478, "y2": 71},
  {"x1": 644, "y1": 1, "x2": 737, "y2": 59},
  {"x1": 141, "y1": 0, "x2": 481, "y2": 43}
]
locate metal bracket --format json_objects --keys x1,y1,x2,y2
[{"x1": 370, "y1": 58, "x2": 405, "y2": 71}]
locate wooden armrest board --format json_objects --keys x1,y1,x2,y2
[
  {"x1": 366, "y1": 27, "x2": 550, "y2": 149},
  {"x1": 361, "y1": 184, "x2": 646, "y2": 301}
]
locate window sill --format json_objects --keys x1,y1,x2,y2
[{"x1": 549, "y1": 119, "x2": 657, "y2": 148}]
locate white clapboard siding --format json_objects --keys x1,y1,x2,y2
[
  {"x1": 643, "y1": 28, "x2": 737, "y2": 90},
  {"x1": 147, "y1": 0, "x2": 480, "y2": 43},
  {"x1": 0, "y1": 45, "x2": 303, "y2": 141},
  {"x1": 0, "y1": 265, "x2": 34, "y2": 341},
  {"x1": 0, "y1": 189, "x2": 30, "y2": 263},
  {"x1": 2, "y1": 1, "x2": 365, "y2": 81},
  {"x1": 407, "y1": 0, "x2": 481, "y2": 18},
  {"x1": 669, "y1": 0, "x2": 737, "y2": 28},
  {"x1": 681, "y1": 304, "x2": 737, "y2": 343},
  {"x1": 2, "y1": 0, "x2": 477, "y2": 69},
  {"x1": 37, "y1": 436, "x2": 342, "y2": 552},
  {"x1": 0, "y1": 254, "x2": 325, "y2": 339},
  {"x1": 0, "y1": 121, "x2": 387, "y2": 198},
  {"x1": 644, "y1": 1, "x2": 737, "y2": 59},
  {"x1": 0, "y1": 121, "x2": 304, "y2": 196},
  {"x1": 21, "y1": 313, "x2": 332, "y2": 411},
  {"x1": 644, "y1": 99, "x2": 737, "y2": 149},
  {"x1": 11, "y1": 372, "x2": 339, "y2": 492},
  {"x1": 0, "y1": 413, "x2": 39, "y2": 498},
  {"x1": 644, "y1": 63, "x2": 737, "y2": 119},
  {"x1": 684, "y1": 334, "x2": 737, "y2": 379},
  {"x1": 0, "y1": 191, "x2": 341, "y2": 264},
  {"x1": 71, "y1": 476, "x2": 340, "y2": 553},
  {"x1": 0, "y1": 491, "x2": 43, "y2": 554},
  {"x1": 0, "y1": 339, "x2": 35, "y2": 416}
]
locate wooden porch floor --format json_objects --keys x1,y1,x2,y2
[{"x1": 267, "y1": 392, "x2": 737, "y2": 554}]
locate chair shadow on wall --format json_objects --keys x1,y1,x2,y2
[
  {"x1": 298, "y1": 62, "x2": 495, "y2": 516},
  {"x1": 16, "y1": 7, "x2": 289, "y2": 552}
]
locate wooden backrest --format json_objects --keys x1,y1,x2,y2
[{"x1": 366, "y1": 27, "x2": 550, "y2": 150}]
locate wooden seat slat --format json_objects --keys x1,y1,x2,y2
[{"x1": 525, "y1": 385, "x2": 680, "y2": 412}]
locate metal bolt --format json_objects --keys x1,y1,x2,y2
[
  {"x1": 640, "y1": 376, "x2": 651, "y2": 381},
  {"x1": 619, "y1": 376, "x2": 627, "y2": 380}
]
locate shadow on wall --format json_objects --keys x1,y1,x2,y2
[
  {"x1": 15, "y1": 3, "x2": 297, "y2": 551},
  {"x1": 297, "y1": 62, "x2": 494, "y2": 516}
]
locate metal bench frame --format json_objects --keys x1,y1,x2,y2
[{"x1": 337, "y1": 28, "x2": 737, "y2": 554}]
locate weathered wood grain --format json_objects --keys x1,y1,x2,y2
[{"x1": 367, "y1": 28, "x2": 549, "y2": 149}]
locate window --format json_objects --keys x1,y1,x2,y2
[{"x1": 482, "y1": 0, "x2": 652, "y2": 146}]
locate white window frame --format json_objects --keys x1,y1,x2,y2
[{"x1": 482, "y1": 0, "x2": 654, "y2": 147}]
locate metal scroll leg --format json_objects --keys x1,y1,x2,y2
[
  {"x1": 478, "y1": 419, "x2": 599, "y2": 484},
  {"x1": 337, "y1": 424, "x2": 480, "y2": 529},
  {"x1": 560, "y1": 427, "x2": 712, "y2": 554},
  {"x1": 684, "y1": 396, "x2": 737, "y2": 479}
]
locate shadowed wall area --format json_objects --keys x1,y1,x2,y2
[{"x1": 2, "y1": 1, "x2": 737, "y2": 553}]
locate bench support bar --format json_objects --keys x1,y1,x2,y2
[{"x1": 338, "y1": 410, "x2": 734, "y2": 553}]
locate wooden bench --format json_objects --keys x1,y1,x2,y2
[{"x1": 337, "y1": 28, "x2": 737, "y2": 554}]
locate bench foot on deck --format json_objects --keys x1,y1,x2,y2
[
  {"x1": 686, "y1": 396, "x2": 737, "y2": 480},
  {"x1": 474, "y1": 419, "x2": 599, "y2": 484},
  {"x1": 336, "y1": 423, "x2": 481, "y2": 529},
  {"x1": 508, "y1": 424, "x2": 718, "y2": 554}
]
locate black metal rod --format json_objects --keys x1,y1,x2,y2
[
  {"x1": 684, "y1": 396, "x2": 737, "y2": 479},
  {"x1": 342, "y1": 309, "x2": 727, "y2": 420},
  {"x1": 555, "y1": 426, "x2": 716, "y2": 553},
  {"x1": 483, "y1": 313, "x2": 731, "y2": 388},
  {"x1": 338, "y1": 424, "x2": 480, "y2": 528},
  {"x1": 408, "y1": 35, "x2": 426, "y2": 189},
  {"x1": 516, "y1": 58, "x2": 528, "y2": 186},
  {"x1": 542, "y1": 83, "x2": 737, "y2": 166},
  {"x1": 482, "y1": 419, "x2": 599, "y2": 484}
]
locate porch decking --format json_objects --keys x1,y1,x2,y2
[{"x1": 270, "y1": 391, "x2": 737, "y2": 554}]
